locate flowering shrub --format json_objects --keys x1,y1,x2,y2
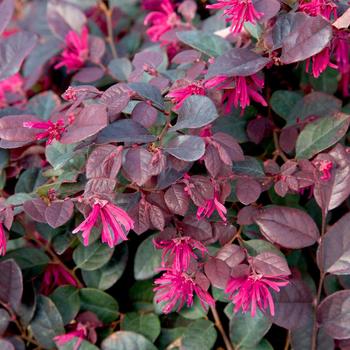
[{"x1": 0, "y1": 0, "x2": 350, "y2": 349}]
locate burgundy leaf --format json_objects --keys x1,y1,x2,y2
[
  {"x1": 206, "y1": 47, "x2": 270, "y2": 78},
  {"x1": 273, "y1": 278, "x2": 313, "y2": 330},
  {"x1": 84, "y1": 178, "x2": 116, "y2": 197},
  {"x1": 236, "y1": 178, "x2": 261, "y2": 205},
  {"x1": 317, "y1": 290, "x2": 350, "y2": 339},
  {"x1": 0, "y1": 31, "x2": 37, "y2": 80},
  {"x1": 212, "y1": 132, "x2": 244, "y2": 162},
  {"x1": 280, "y1": 13, "x2": 332, "y2": 64},
  {"x1": 88, "y1": 36, "x2": 106, "y2": 64},
  {"x1": 317, "y1": 212, "x2": 350, "y2": 275},
  {"x1": 0, "y1": 259, "x2": 23, "y2": 311},
  {"x1": 164, "y1": 184, "x2": 189, "y2": 216},
  {"x1": 100, "y1": 83, "x2": 131, "y2": 115},
  {"x1": 47, "y1": 0, "x2": 86, "y2": 39},
  {"x1": 73, "y1": 67, "x2": 104, "y2": 83},
  {"x1": 252, "y1": 252, "x2": 291, "y2": 276},
  {"x1": 86, "y1": 145, "x2": 123, "y2": 179},
  {"x1": 164, "y1": 135, "x2": 205, "y2": 162},
  {"x1": 254, "y1": 206, "x2": 320, "y2": 249},
  {"x1": 0, "y1": 115, "x2": 38, "y2": 142},
  {"x1": 131, "y1": 102, "x2": 158, "y2": 128},
  {"x1": 253, "y1": 0, "x2": 280, "y2": 21},
  {"x1": 0, "y1": 0, "x2": 15, "y2": 35},
  {"x1": 123, "y1": 148, "x2": 153, "y2": 186},
  {"x1": 237, "y1": 205, "x2": 259, "y2": 225},
  {"x1": 204, "y1": 257, "x2": 230, "y2": 289},
  {"x1": 181, "y1": 215, "x2": 214, "y2": 244},
  {"x1": 149, "y1": 204, "x2": 165, "y2": 231},
  {"x1": 204, "y1": 144, "x2": 222, "y2": 178},
  {"x1": 45, "y1": 199, "x2": 74, "y2": 229},
  {"x1": 213, "y1": 222, "x2": 237, "y2": 245},
  {"x1": 216, "y1": 244, "x2": 245, "y2": 268},
  {"x1": 172, "y1": 49, "x2": 201, "y2": 64},
  {"x1": 60, "y1": 104, "x2": 108, "y2": 144},
  {"x1": 23, "y1": 198, "x2": 48, "y2": 223}
]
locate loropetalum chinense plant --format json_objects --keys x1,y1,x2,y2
[{"x1": 0, "y1": 1, "x2": 350, "y2": 350}]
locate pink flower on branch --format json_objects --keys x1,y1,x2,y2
[
  {"x1": 40, "y1": 264, "x2": 79, "y2": 296},
  {"x1": 55, "y1": 26, "x2": 89, "y2": 73},
  {"x1": 166, "y1": 81, "x2": 206, "y2": 110},
  {"x1": 144, "y1": 0, "x2": 181, "y2": 42},
  {"x1": 54, "y1": 325, "x2": 87, "y2": 350},
  {"x1": 154, "y1": 236, "x2": 207, "y2": 271},
  {"x1": 154, "y1": 268, "x2": 215, "y2": 313},
  {"x1": 23, "y1": 119, "x2": 66, "y2": 145},
  {"x1": 73, "y1": 200, "x2": 134, "y2": 248},
  {"x1": 305, "y1": 47, "x2": 334, "y2": 78},
  {"x1": 226, "y1": 269, "x2": 289, "y2": 317},
  {"x1": 313, "y1": 159, "x2": 333, "y2": 181},
  {"x1": 0, "y1": 223, "x2": 7, "y2": 256},
  {"x1": 207, "y1": 0, "x2": 263, "y2": 34},
  {"x1": 299, "y1": 0, "x2": 338, "y2": 20},
  {"x1": 196, "y1": 192, "x2": 227, "y2": 222},
  {"x1": 205, "y1": 74, "x2": 267, "y2": 113}
]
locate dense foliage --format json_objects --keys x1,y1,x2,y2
[{"x1": 0, "y1": 0, "x2": 350, "y2": 349}]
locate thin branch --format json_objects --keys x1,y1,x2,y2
[
  {"x1": 273, "y1": 130, "x2": 289, "y2": 162},
  {"x1": 210, "y1": 305, "x2": 234, "y2": 350},
  {"x1": 284, "y1": 330, "x2": 291, "y2": 350},
  {"x1": 99, "y1": 1, "x2": 118, "y2": 59}
]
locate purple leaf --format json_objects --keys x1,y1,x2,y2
[
  {"x1": 254, "y1": 206, "x2": 320, "y2": 249},
  {"x1": 128, "y1": 82, "x2": 164, "y2": 110},
  {"x1": 204, "y1": 257, "x2": 230, "y2": 289},
  {"x1": 317, "y1": 290, "x2": 350, "y2": 339},
  {"x1": 60, "y1": 104, "x2": 108, "y2": 144},
  {"x1": 0, "y1": 31, "x2": 37, "y2": 80},
  {"x1": 317, "y1": 212, "x2": 350, "y2": 275},
  {"x1": 273, "y1": 278, "x2": 313, "y2": 330},
  {"x1": 252, "y1": 252, "x2": 291, "y2": 276},
  {"x1": 181, "y1": 215, "x2": 214, "y2": 244},
  {"x1": 216, "y1": 244, "x2": 245, "y2": 268},
  {"x1": 97, "y1": 119, "x2": 156, "y2": 144},
  {"x1": 73, "y1": 67, "x2": 104, "y2": 83},
  {"x1": 88, "y1": 36, "x2": 106, "y2": 64},
  {"x1": 23, "y1": 198, "x2": 48, "y2": 223},
  {"x1": 0, "y1": 115, "x2": 38, "y2": 142},
  {"x1": 280, "y1": 13, "x2": 332, "y2": 64},
  {"x1": 84, "y1": 178, "x2": 116, "y2": 197},
  {"x1": 86, "y1": 145, "x2": 123, "y2": 179},
  {"x1": 253, "y1": 0, "x2": 280, "y2": 21},
  {"x1": 45, "y1": 199, "x2": 74, "y2": 228},
  {"x1": 123, "y1": 148, "x2": 153, "y2": 186},
  {"x1": 164, "y1": 184, "x2": 189, "y2": 216},
  {"x1": 0, "y1": 259, "x2": 23, "y2": 311},
  {"x1": 0, "y1": 0, "x2": 15, "y2": 35},
  {"x1": 172, "y1": 49, "x2": 201, "y2": 64},
  {"x1": 170, "y1": 95, "x2": 219, "y2": 131},
  {"x1": 164, "y1": 135, "x2": 205, "y2": 162},
  {"x1": 206, "y1": 48, "x2": 270, "y2": 79},
  {"x1": 47, "y1": 0, "x2": 86, "y2": 39},
  {"x1": 100, "y1": 83, "x2": 131, "y2": 115},
  {"x1": 149, "y1": 204, "x2": 165, "y2": 231},
  {"x1": 328, "y1": 144, "x2": 350, "y2": 210},
  {"x1": 132, "y1": 102, "x2": 158, "y2": 128},
  {"x1": 235, "y1": 178, "x2": 261, "y2": 205}
]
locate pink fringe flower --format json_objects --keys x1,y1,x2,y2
[
  {"x1": 0, "y1": 223, "x2": 6, "y2": 256},
  {"x1": 305, "y1": 47, "x2": 333, "y2": 78},
  {"x1": 54, "y1": 325, "x2": 87, "y2": 350},
  {"x1": 154, "y1": 236, "x2": 207, "y2": 271},
  {"x1": 196, "y1": 192, "x2": 227, "y2": 222},
  {"x1": 73, "y1": 200, "x2": 134, "y2": 247},
  {"x1": 0, "y1": 73, "x2": 24, "y2": 108},
  {"x1": 205, "y1": 74, "x2": 267, "y2": 113},
  {"x1": 55, "y1": 26, "x2": 89, "y2": 73},
  {"x1": 226, "y1": 270, "x2": 289, "y2": 317},
  {"x1": 40, "y1": 264, "x2": 79, "y2": 295},
  {"x1": 333, "y1": 30, "x2": 350, "y2": 96},
  {"x1": 154, "y1": 268, "x2": 215, "y2": 313},
  {"x1": 167, "y1": 81, "x2": 206, "y2": 110},
  {"x1": 299, "y1": 0, "x2": 338, "y2": 20},
  {"x1": 144, "y1": 0, "x2": 181, "y2": 42},
  {"x1": 207, "y1": 0, "x2": 263, "y2": 34},
  {"x1": 23, "y1": 119, "x2": 66, "y2": 145},
  {"x1": 314, "y1": 159, "x2": 333, "y2": 181}
]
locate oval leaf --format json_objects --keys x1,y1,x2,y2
[{"x1": 164, "y1": 135, "x2": 205, "y2": 162}]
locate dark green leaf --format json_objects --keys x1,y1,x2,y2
[
  {"x1": 182, "y1": 319, "x2": 217, "y2": 350},
  {"x1": 101, "y1": 331, "x2": 157, "y2": 350}
]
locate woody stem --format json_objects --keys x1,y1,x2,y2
[
  {"x1": 273, "y1": 130, "x2": 288, "y2": 162},
  {"x1": 100, "y1": 1, "x2": 118, "y2": 59},
  {"x1": 210, "y1": 305, "x2": 235, "y2": 350}
]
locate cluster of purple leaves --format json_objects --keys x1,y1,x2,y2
[{"x1": 0, "y1": 0, "x2": 350, "y2": 349}]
